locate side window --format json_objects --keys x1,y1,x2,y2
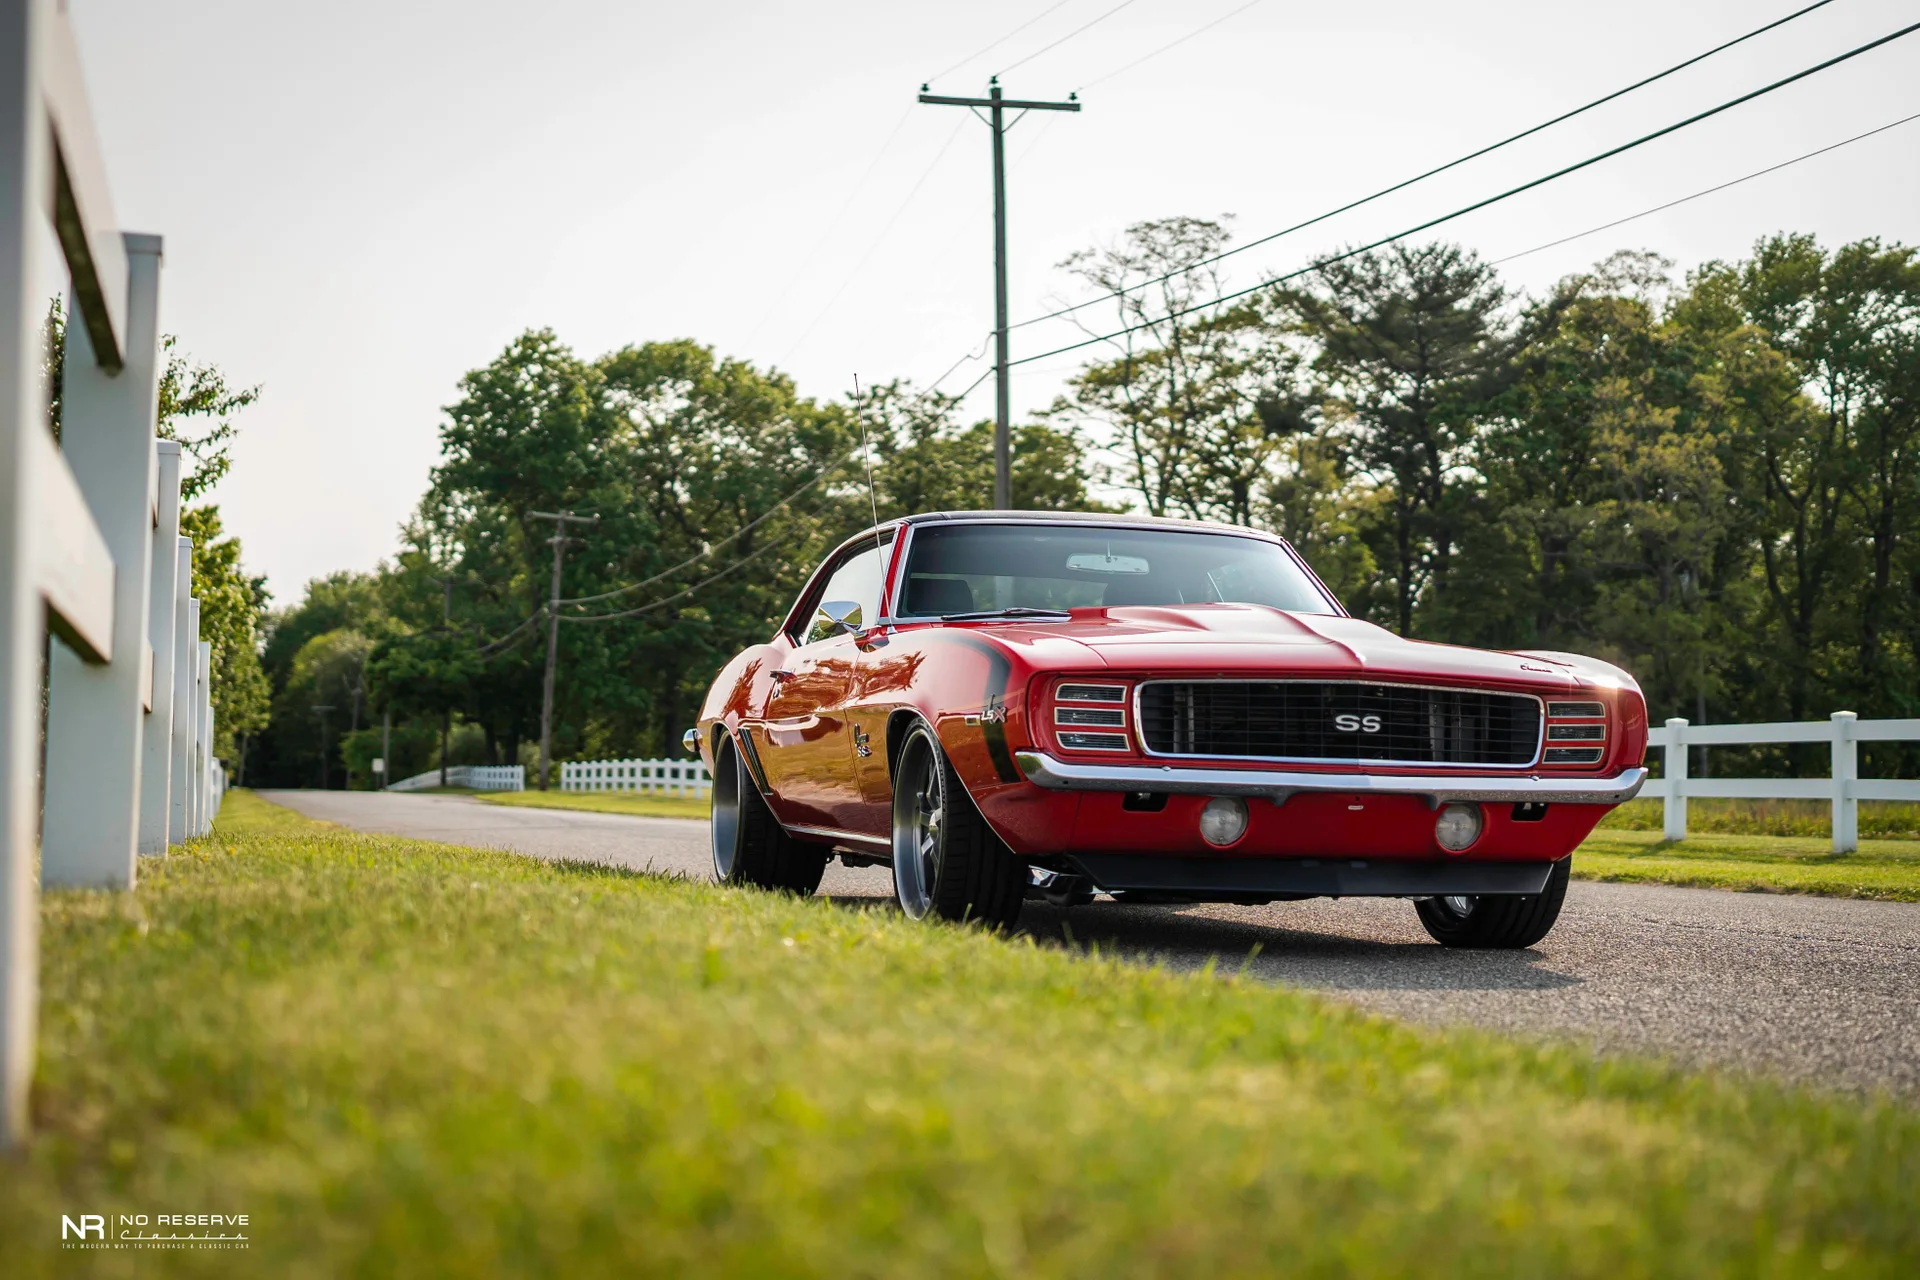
[{"x1": 794, "y1": 540, "x2": 888, "y2": 645}]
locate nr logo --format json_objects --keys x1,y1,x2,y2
[
  {"x1": 63, "y1": 1215, "x2": 105, "y2": 1240},
  {"x1": 1333, "y1": 713, "x2": 1383, "y2": 733}
]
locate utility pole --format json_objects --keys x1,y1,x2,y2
[
  {"x1": 426, "y1": 572, "x2": 457, "y2": 788},
  {"x1": 427, "y1": 574, "x2": 456, "y2": 626},
  {"x1": 530, "y1": 509, "x2": 597, "y2": 791},
  {"x1": 919, "y1": 77, "x2": 1080, "y2": 508},
  {"x1": 312, "y1": 705, "x2": 335, "y2": 791}
]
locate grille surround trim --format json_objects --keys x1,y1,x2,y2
[{"x1": 1132, "y1": 679, "x2": 1546, "y2": 770}]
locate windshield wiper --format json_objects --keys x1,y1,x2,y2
[{"x1": 940, "y1": 607, "x2": 1073, "y2": 622}]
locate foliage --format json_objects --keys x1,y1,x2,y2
[
  {"x1": 157, "y1": 334, "x2": 262, "y2": 501},
  {"x1": 1602, "y1": 797, "x2": 1920, "y2": 840},
  {"x1": 253, "y1": 229, "x2": 1920, "y2": 781},
  {"x1": 179, "y1": 506, "x2": 270, "y2": 759},
  {"x1": 42, "y1": 301, "x2": 268, "y2": 766},
  {"x1": 1049, "y1": 217, "x2": 1304, "y2": 525},
  {"x1": 1043, "y1": 231, "x2": 1920, "y2": 732},
  {"x1": 269, "y1": 628, "x2": 375, "y2": 788},
  {"x1": 1576, "y1": 827, "x2": 1920, "y2": 901},
  {"x1": 6, "y1": 790, "x2": 1918, "y2": 1277},
  {"x1": 477, "y1": 790, "x2": 712, "y2": 820},
  {"x1": 857, "y1": 379, "x2": 1112, "y2": 516}
]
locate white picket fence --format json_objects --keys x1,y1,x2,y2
[
  {"x1": 1645, "y1": 713, "x2": 1920, "y2": 851},
  {"x1": 2, "y1": 0, "x2": 224, "y2": 1147},
  {"x1": 562, "y1": 757, "x2": 712, "y2": 798},
  {"x1": 387, "y1": 765, "x2": 525, "y2": 793}
]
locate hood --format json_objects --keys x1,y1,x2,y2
[{"x1": 961, "y1": 603, "x2": 1612, "y2": 693}]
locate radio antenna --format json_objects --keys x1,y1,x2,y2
[
  {"x1": 854, "y1": 375, "x2": 882, "y2": 532},
  {"x1": 854, "y1": 375, "x2": 891, "y2": 623}
]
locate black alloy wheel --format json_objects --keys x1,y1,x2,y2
[
  {"x1": 889, "y1": 722, "x2": 1024, "y2": 929},
  {"x1": 710, "y1": 731, "x2": 825, "y2": 895},
  {"x1": 1413, "y1": 858, "x2": 1570, "y2": 949}
]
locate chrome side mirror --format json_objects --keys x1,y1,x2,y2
[{"x1": 815, "y1": 599, "x2": 863, "y2": 637}]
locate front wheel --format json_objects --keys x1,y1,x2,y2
[
  {"x1": 1414, "y1": 858, "x2": 1570, "y2": 949},
  {"x1": 711, "y1": 731, "x2": 825, "y2": 895},
  {"x1": 890, "y1": 723, "x2": 1025, "y2": 929}
]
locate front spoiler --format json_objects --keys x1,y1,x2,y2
[
  {"x1": 1069, "y1": 854, "x2": 1556, "y2": 900},
  {"x1": 1013, "y1": 751, "x2": 1647, "y2": 808}
]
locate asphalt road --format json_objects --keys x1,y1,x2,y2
[{"x1": 262, "y1": 789, "x2": 1920, "y2": 1097}]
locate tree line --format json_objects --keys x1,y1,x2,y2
[{"x1": 246, "y1": 225, "x2": 1918, "y2": 788}]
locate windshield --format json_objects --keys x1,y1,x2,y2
[{"x1": 897, "y1": 523, "x2": 1339, "y2": 617}]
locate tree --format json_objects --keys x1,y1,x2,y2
[
  {"x1": 180, "y1": 506, "x2": 270, "y2": 765},
  {"x1": 857, "y1": 379, "x2": 1111, "y2": 517},
  {"x1": 275, "y1": 629, "x2": 375, "y2": 789},
  {"x1": 1281, "y1": 242, "x2": 1516, "y2": 635},
  {"x1": 1052, "y1": 217, "x2": 1301, "y2": 525},
  {"x1": 44, "y1": 300, "x2": 268, "y2": 768}
]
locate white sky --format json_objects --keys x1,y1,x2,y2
[{"x1": 60, "y1": 0, "x2": 1920, "y2": 605}]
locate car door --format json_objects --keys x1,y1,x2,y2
[{"x1": 753, "y1": 538, "x2": 890, "y2": 832}]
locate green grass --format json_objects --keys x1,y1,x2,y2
[
  {"x1": 1601, "y1": 796, "x2": 1920, "y2": 839},
  {"x1": 4, "y1": 791, "x2": 1918, "y2": 1276},
  {"x1": 1573, "y1": 827, "x2": 1920, "y2": 902},
  {"x1": 476, "y1": 789, "x2": 710, "y2": 820}
]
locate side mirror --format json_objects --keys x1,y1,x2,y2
[{"x1": 815, "y1": 599, "x2": 863, "y2": 638}]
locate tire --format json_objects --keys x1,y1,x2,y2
[
  {"x1": 710, "y1": 732, "x2": 826, "y2": 895},
  {"x1": 890, "y1": 722, "x2": 1025, "y2": 929},
  {"x1": 1414, "y1": 858, "x2": 1570, "y2": 949}
]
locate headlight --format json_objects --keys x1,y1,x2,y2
[
  {"x1": 1435, "y1": 803, "x2": 1483, "y2": 852},
  {"x1": 1199, "y1": 797, "x2": 1249, "y2": 847}
]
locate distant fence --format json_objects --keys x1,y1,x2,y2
[
  {"x1": 387, "y1": 765, "x2": 524, "y2": 793},
  {"x1": 1645, "y1": 713, "x2": 1920, "y2": 851},
  {"x1": 2, "y1": 3, "x2": 224, "y2": 1147},
  {"x1": 562, "y1": 757, "x2": 711, "y2": 798}
]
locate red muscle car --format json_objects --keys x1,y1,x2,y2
[{"x1": 688, "y1": 512, "x2": 1647, "y2": 948}]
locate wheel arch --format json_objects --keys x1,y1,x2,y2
[{"x1": 884, "y1": 708, "x2": 927, "y2": 787}]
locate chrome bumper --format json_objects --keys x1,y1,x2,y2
[{"x1": 1013, "y1": 751, "x2": 1647, "y2": 807}]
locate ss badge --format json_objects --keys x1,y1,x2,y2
[{"x1": 1333, "y1": 713, "x2": 1383, "y2": 733}]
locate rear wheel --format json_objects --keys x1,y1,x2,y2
[
  {"x1": 711, "y1": 732, "x2": 825, "y2": 895},
  {"x1": 891, "y1": 723, "x2": 1025, "y2": 929},
  {"x1": 1414, "y1": 859, "x2": 1570, "y2": 949}
]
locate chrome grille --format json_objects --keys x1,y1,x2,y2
[
  {"x1": 1058, "y1": 731, "x2": 1129, "y2": 751},
  {"x1": 1139, "y1": 681, "x2": 1541, "y2": 766},
  {"x1": 1056, "y1": 706, "x2": 1126, "y2": 727},
  {"x1": 1058, "y1": 683, "x2": 1126, "y2": 703}
]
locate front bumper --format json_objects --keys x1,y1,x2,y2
[{"x1": 1013, "y1": 751, "x2": 1647, "y2": 808}]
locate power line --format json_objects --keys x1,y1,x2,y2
[
  {"x1": 1008, "y1": 16, "x2": 1920, "y2": 369},
  {"x1": 559, "y1": 538, "x2": 790, "y2": 624},
  {"x1": 778, "y1": 116, "x2": 971, "y2": 365},
  {"x1": 927, "y1": 0, "x2": 1077, "y2": 86},
  {"x1": 1081, "y1": 0, "x2": 1266, "y2": 89},
  {"x1": 1493, "y1": 107, "x2": 1920, "y2": 266},
  {"x1": 557, "y1": 457, "x2": 852, "y2": 606},
  {"x1": 556, "y1": 356, "x2": 992, "y2": 622},
  {"x1": 999, "y1": 0, "x2": 1143, "y2": 76},
  {"x1": 743, "y1": 104, "x2": 917, "y2": 344},
  {"x1": 1007, "y1": 0, "x2": 1843, "y2": 335}
]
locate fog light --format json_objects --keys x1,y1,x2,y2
[
  {"x1": 1199, "y1": 796, "x2": 1249, "y2": 847},
  {"x1": 1435, "y1": 802, "x2": 1483, "y2": 852}
]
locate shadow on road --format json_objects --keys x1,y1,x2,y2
[{"x1": 1012, "y1": 900, "x2": 1584, "y2": 993}]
